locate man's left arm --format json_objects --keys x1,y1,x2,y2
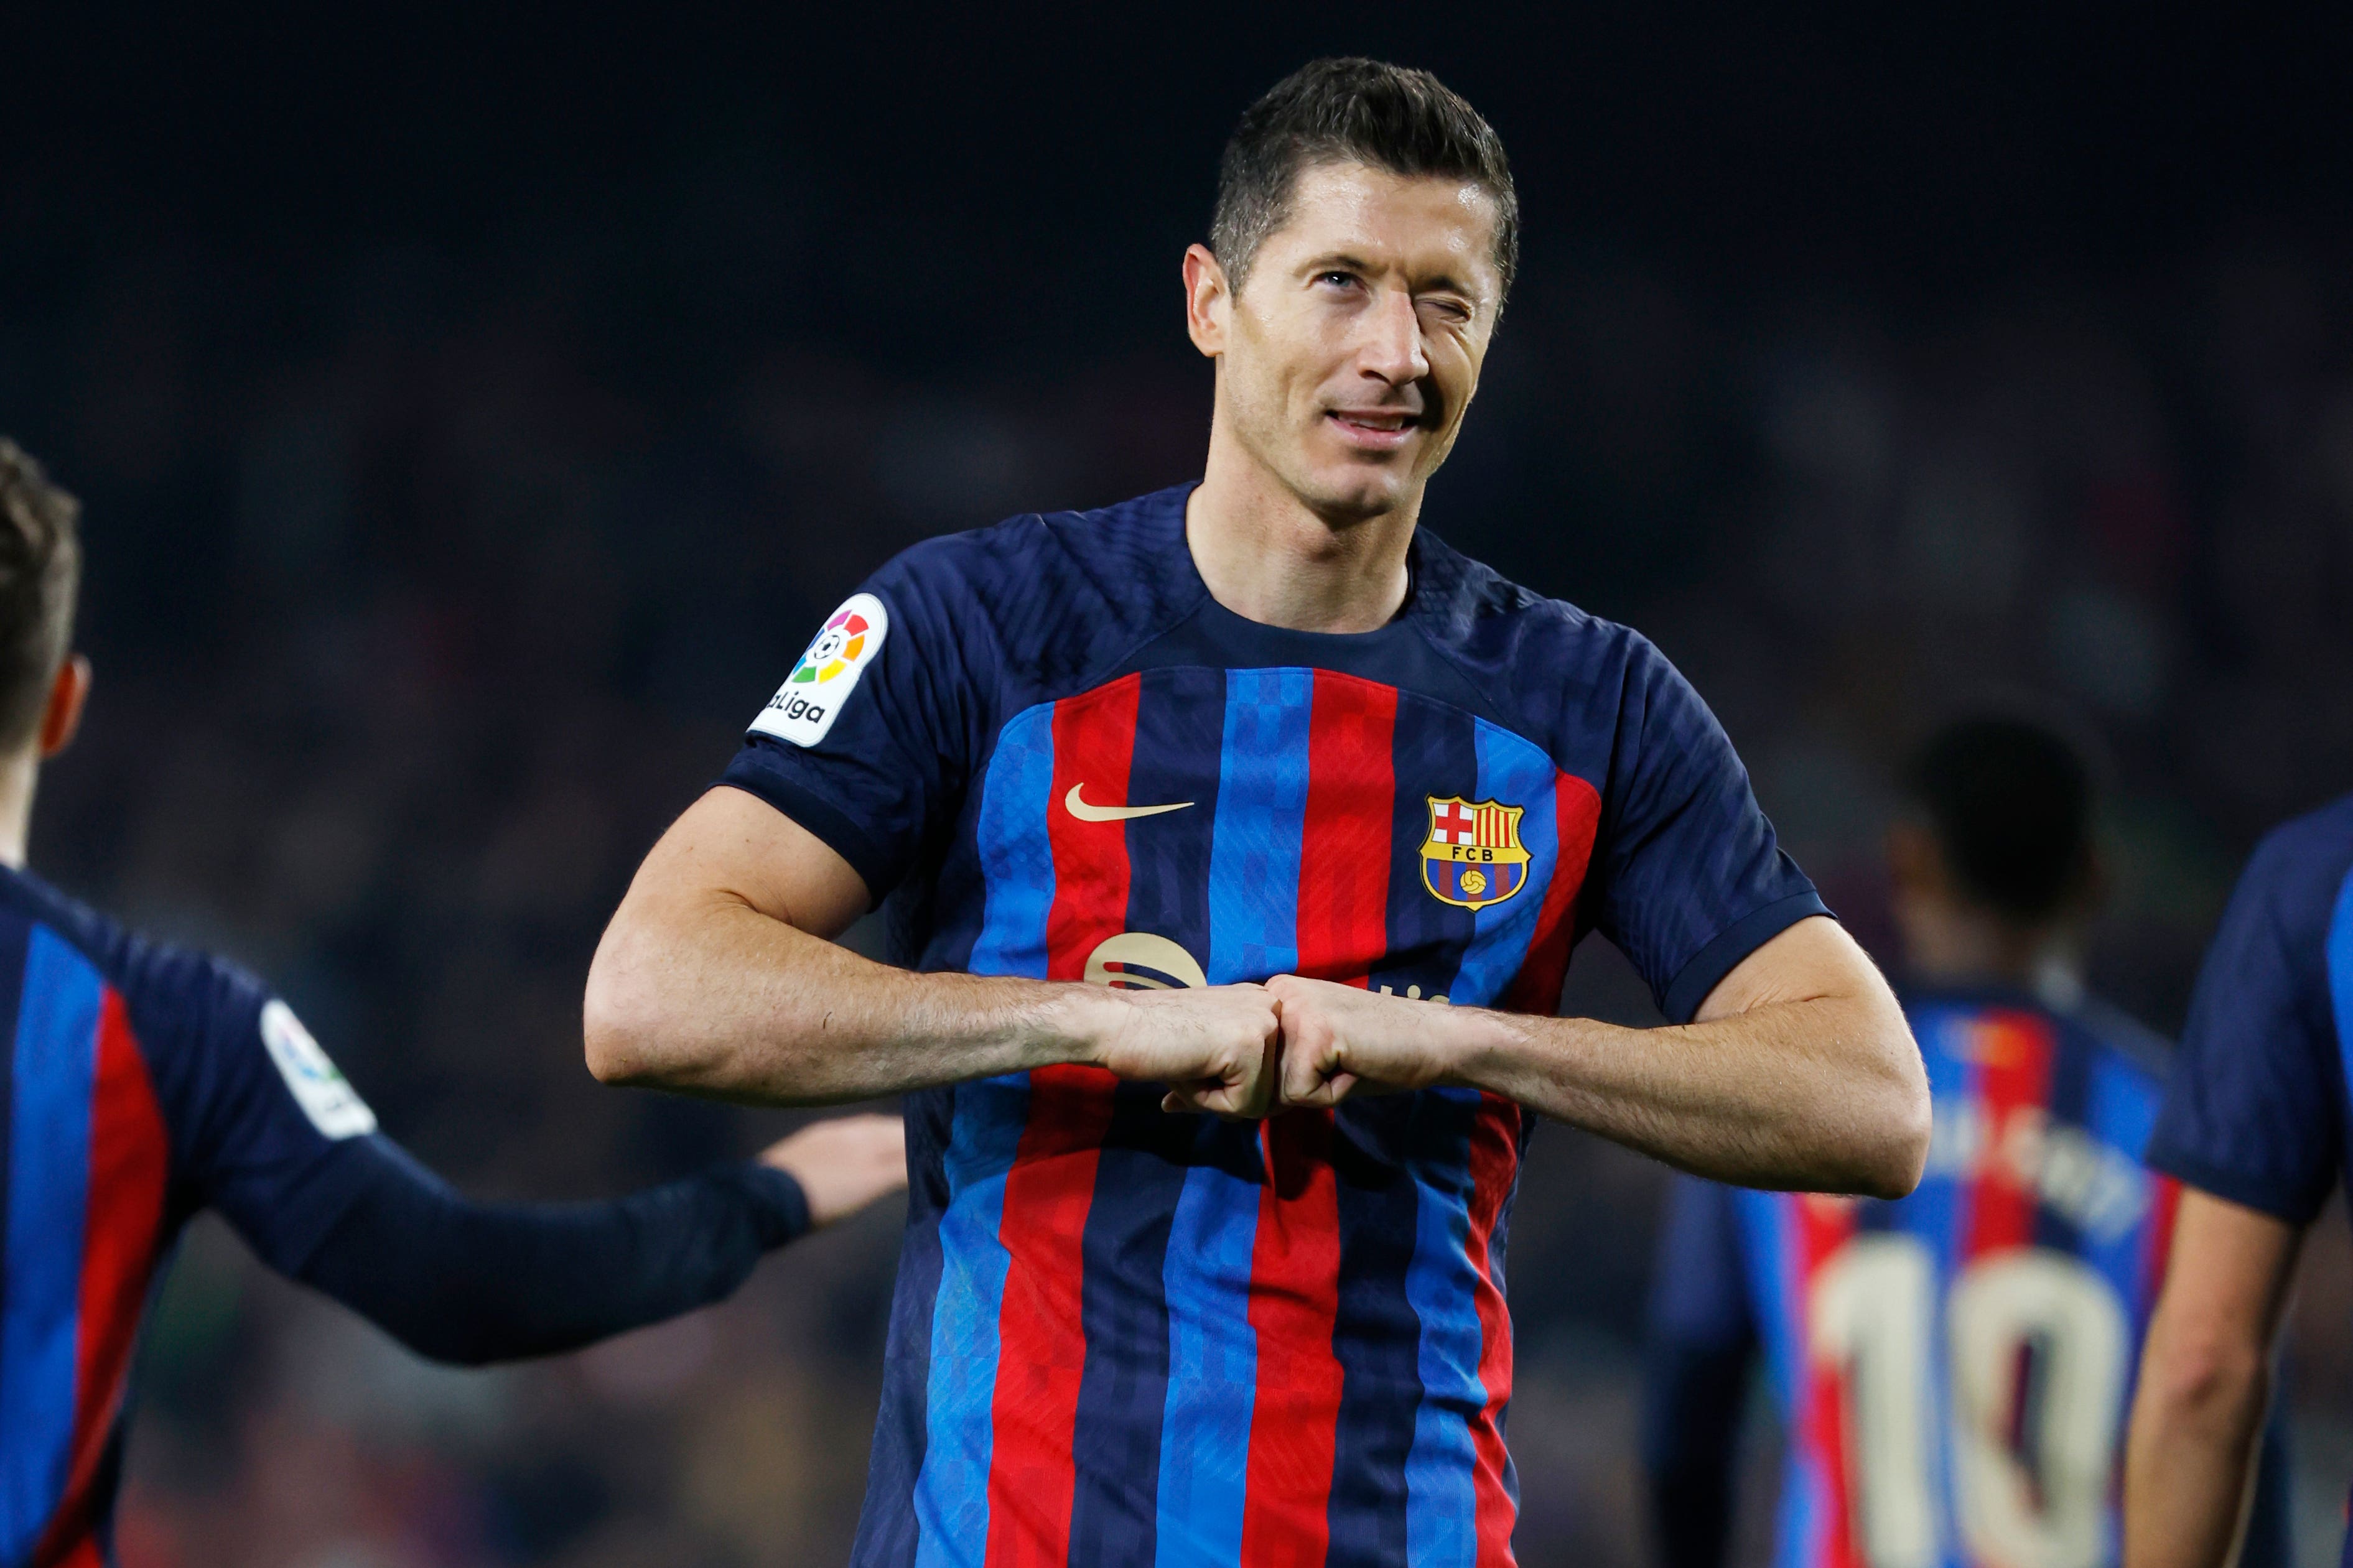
[{"x1": 1273, "y1": 914, "x2": 1928, "y2": 1197}]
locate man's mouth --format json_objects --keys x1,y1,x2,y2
[{"x1": 1326, "y1": 409, "x2": 1421, "y2": 449}]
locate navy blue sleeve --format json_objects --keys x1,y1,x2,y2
[
  {"x1": 2143, "y1": 827, "x2": 2347, "y2": 1225},
  {"x1": 719, "y1": 550, "x2": 977, "y2": 904},
  {"x1": 150, "y1": 963, "x2": 816, "y2": 1355},
  {"x1": 1641, "y1": 1176, "x2": 1756, "y2": 1568},
  {"x1": 139, "y1": 957, "x2": 386, "y2": 1274},
  {"x1": 291, "y1": 1139, "x2": 810, "y2": 1365},
  {"x1": 1593, "y1": 636, "x2": 1829, "y2": 1022}
]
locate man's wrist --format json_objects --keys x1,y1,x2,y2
[
  {"x1": 1436, "y1": 1004, "x2": 1537, "y2": 1093},
  {"x1": 1036, "y1": 982, "x2": 1124, "y2": 1071}
]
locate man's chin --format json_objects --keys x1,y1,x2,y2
[{"x1": 1289, "y1": 463, "x2": 1417, "y2": 527}]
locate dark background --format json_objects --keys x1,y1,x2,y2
[{"x1": 7, "y1": 5, "x2": 2353, "y2": 1564}]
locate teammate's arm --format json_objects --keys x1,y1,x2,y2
[
  {"x1": 190, "y1": 970, "x2": 911, "y2": 1366},
  {"x1": 583, "y1": 786, "x2": 1282, "y2": 1115},
  {"x1": 1275, "y1": 914, "x2": 1929, "y2": 1197},
  {"x1": 286, "y1": 1114, "x2": 906, "y2": 1365},
  {"x1": 2122, "y1": 1190, "x2": 2301, "y2": 1568}
]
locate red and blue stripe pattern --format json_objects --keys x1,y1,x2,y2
[
  {"x1": 1736, "y1": 999, "x2": 2176, "y2": 1568},
  {"x1": 898, "y1": 667, "x2": 1600, "y2": 1566},
  {"x1": 1, "y1": 921, "x2": 171, "y2": 1568}
]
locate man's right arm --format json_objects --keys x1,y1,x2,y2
[{"x1": 582, "y1": 786, "x2": 1280, "y2": 1113}]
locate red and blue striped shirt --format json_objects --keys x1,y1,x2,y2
[
  {"x1": 1648, "y1": 988, "x2": 2184, "y2": 1568},
  {"x1": 725, "y1": 484, "x2": 1824, "y2": 1567},
  {"x1": 0, "y1": 866, "x2": 383, "y2": 1568}
]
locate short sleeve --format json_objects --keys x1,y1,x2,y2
[
  {"x1": 142, "y1": 956, "x2": 386, "y2": 1273},
  {"x1": 718, "y1": 560, "x2": 973, "y2": 904},
  {"x1": 1592, "y1": 638, "x2": 1829, "y2": 1021},
  {"x1": 2144, "y1": 844, "x2": 2344, "y2": 1225}
]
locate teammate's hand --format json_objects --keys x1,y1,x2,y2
[
  {"x1": 1086, "y1": 983, "x2": 1282, "y2": 1120},
  {"x1": 758, "y1": 1113, "x2": 908, "y2": 1227},
  {"x1": 1267, "y1": 975, "x2": 1459, "y2": 1108}
]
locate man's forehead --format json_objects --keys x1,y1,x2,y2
[{"x1": 1274, "y1": 162, "x2": 1500, "y2": 272}]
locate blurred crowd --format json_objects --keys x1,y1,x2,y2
[{"x1": 6, "y1": 220, "x2": 2353, "y2": 1566}]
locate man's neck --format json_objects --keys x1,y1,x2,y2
[
  {"x1": 0, "y1": 748, "x2": 34, "y2": 870},
  {"x1": 1899, "y1": 901, "x2": 2082, "y2": 1002},
  {"x1": 1185, "y1": 432, "x2": 1418, "y2": 634}
]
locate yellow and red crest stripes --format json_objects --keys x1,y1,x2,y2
[{"x1": 1421, "y1": 796, "x2": 1532, "y2": 911}]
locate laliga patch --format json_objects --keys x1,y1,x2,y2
[
  {"x1": 259, "y1": 999, "x2": 378, "y2": 1139},
  {"x1": 750, "y1": 592, "x2": 889, "y2": 748}
]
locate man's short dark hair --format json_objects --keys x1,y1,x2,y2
[
  {"x1": 0, "y1": 438, "x2": 82, "y2": 749},
  {"x1": 1210, "y1": 57, "x2": 1518, "y2": 303},
  {"x1": 1901, "y1": 716, "x2": 2095, "y2": 925}
]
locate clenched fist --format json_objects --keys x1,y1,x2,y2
[
  {"x1": 1267, "y1": 974, "x2": 1466, "y2": 1108},
  {"x1": 1084, "y1": 983, "x2": 1283, "y2": 1120}
]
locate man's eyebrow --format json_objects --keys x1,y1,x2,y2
[{"x1": 1298, "y1": 251, "x2": 1375, "y2": 274}]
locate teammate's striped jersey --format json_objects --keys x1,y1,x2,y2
[
  {"x1": 721, "y1": 484, "x2": 1825, "y2": 1566},
  {"x1": 0, "y1": 866, "x2": 381, "y2": 1568},
  {"x1": 1652, "y1": 988, "x2": 2179, "y2": 1568}
]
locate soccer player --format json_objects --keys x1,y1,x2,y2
[
  {"x1": 2120, "y1": 791, "x2": 2353, "y2": 1567},
  {"x1": 1644, "y1": 717, "x2": 2287, "y2": 1568},
  {"x1": 585, "y1": 58, "x2": 1930, "y2": 1565},
  {"x1": 0, "y1": 438, "x2": 907, "y2": 1568}
]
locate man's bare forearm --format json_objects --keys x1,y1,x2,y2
[
  {"x1": 2122, "y1": 1325, "x2": 2270, "y2": 1568},
  {"x1": 1445, "y1": 991, "x2": 1926, "y2": 1196},
  {"x1": 585, "y1": 886, "x2": 1102, "y2": 1104},
  {"x1": 2122, "y1": 1192, "x2": 2302, "y2": 1568},
  {"x1": 1260, "y1": 919, "x2": 1927, "y2": 1194}
]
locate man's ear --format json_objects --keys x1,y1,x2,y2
[
  {"x1": 39, "y1": 655, "x2": 90, "y2": 759},
  {"x1": 1183, "y1": 243, "x2": 1230, "y2": 358}
]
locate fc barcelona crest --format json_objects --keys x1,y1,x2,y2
[{"x1": 1420, "y1": 796, "x2": 1532, "y2": 911}]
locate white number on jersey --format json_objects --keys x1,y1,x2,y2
[{"x1": 1809, "y1": 1236, "x2": 2128, "y2": 1568}]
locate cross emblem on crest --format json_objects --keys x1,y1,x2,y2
[{"x1": 1430, "y1": 800, "x2": 1479, "y2": 846}]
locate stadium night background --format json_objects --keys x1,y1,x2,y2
[{"x1": 6, "y1": 3, "x2": 2353, "y2": 1565}]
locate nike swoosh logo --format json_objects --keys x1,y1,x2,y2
[{"x1": 1064, "y1": 784, "x2": 1194, "y2": 823}]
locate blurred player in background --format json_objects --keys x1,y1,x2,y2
[
  {"x1": 1644, "y1": 717, "x2": 2286, "y2": 1568},
  {"x1": 2122, "y1": 791, "x2": 2353, "y2": 1567},
  {"x1": 586, "y1": 58, "x2": 1927, "y2": 1567},
  {"x1": 0, "y1": 438, "x2": 907, "y2": 1568}
]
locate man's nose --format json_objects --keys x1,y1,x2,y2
[{"x1": 1356, "y1": 286, "x2": 1428, "y2": 386}]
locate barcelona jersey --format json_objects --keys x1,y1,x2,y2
[
  {"x1": 2146, "y1": 794, "x2": 2353, "y2": 1228},
  {"x1": 720, "y1": 483, "x2": 1825, "y2": 1567},
  {"x1": 2145, "y1": 794, "x2": 2353, "y2": 1563},
  {"x1": 0, "y1": 866, "x2": 382, "y2": 1568},
  {"x1": 1650, "y1": 987, "x2": 2180, "y2": 1568}
]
